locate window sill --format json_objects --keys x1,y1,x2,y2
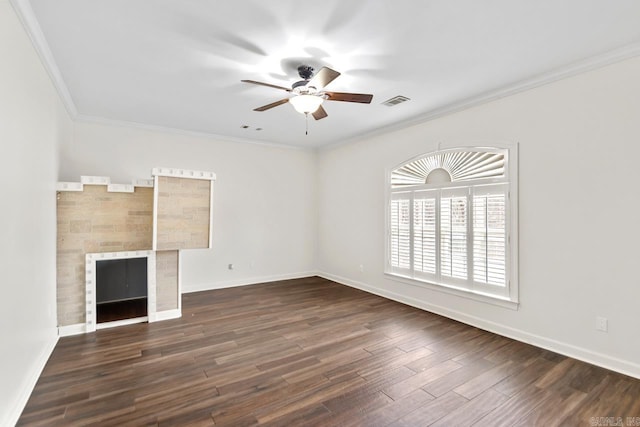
[{"x1": 384, "y1": 272, "x2": 519, "y2": 310}]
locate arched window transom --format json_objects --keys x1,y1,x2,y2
[{"x1": 391, "y1": 150, "x2": 505, "y2": 188}]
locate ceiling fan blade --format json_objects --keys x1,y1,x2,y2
[
  {"x1": 242, "y1": 80, "x2": 291, "y2": 92},
  {"x1": 312, "y1": 105, "x2": 328, "y2": 120},
  {"x1": 254, "y1": 98, "x2": 289, "y2": 111},
  {"x1": 325, "y1": 91, "x2": 373, "y2": 104},
  {"x1": 307, "y1": 67, "x2": 340, "y2": 89}
]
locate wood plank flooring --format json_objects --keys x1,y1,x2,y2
[{"x1": 19, "y1": 277, "x2": 640, "y2": 426}]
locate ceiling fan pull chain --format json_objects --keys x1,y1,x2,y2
[{"x1": 305, "y1": 113, "x2": 309, "y2": 135}]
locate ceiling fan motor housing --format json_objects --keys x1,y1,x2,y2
[{"x1": 297, "y1": 65, "x2": 315, "y2": 80}]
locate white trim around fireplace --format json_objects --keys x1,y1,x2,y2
[
  {"x1": 85, "y1": 250, "x2": 156, "y2": 333},
  {"x1": 151, "y1": 167, "x2": 217, "y2": 180}
]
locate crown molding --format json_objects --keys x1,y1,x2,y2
[
  {"x1": 9, "y1": 0, "x2": 310, "y2": 152},
  {"x1": 325, "y1": 41, "x2": 640, "y2": 151},
  {"x1": 71, "y1": 41, "x2": 640, "y2": 153},
  {"x1": 74, "y1": 114, "x2": 314, "y2": 151},
  {"x1": 9, "y1": 0, "x2": 640, "y2": 152},
  {"x1": 9, "y1": 0, "x2": 78, "y2": 118}
]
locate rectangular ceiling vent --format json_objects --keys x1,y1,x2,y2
[{"x1": 382, "y1": 95, "x2": 410, "y2": 107}]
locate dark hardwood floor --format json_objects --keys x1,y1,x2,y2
[{"x1": 19, "y1": 277, "x2": 640, "y2": 426}]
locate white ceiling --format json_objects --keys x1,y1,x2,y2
[{"x1": 19, "y1": 0, "x2": 640, "y2": 148}]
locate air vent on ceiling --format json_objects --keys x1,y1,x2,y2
[{"x1": 382, "y1": 95, "x2": 410, "y2": 107}]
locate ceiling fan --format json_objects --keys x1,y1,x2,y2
[{"x1": 241, "y1": 65, "x2": 373, "y2": 121}]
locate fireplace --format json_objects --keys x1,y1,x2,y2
[
  {"x1": 96, "y1": 257, "x2": 148, "y2": 322},
  {"x1": 85, "y1": 250, "x2": 156, "y2": 332}
]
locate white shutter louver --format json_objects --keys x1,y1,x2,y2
[
  {"x1": 441, "y1": 195, "x2": 467, "y2": 280},
  {"x1": 473, "y1": 191, "x2": 506, "y2": 286},
  {"x1": 413, "y1": 197, "x2": 437, "y2": 275},
  {"x1": 390, "y1": 198, "x2": 411, "y2": 270}
]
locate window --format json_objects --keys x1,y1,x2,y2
[{"x1": 386, "y1": 147, "x2": 518, "y2": 304}]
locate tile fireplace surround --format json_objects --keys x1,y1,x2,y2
[{"x1": 56, "y1": 168, "x2": 216, "y2": 336}]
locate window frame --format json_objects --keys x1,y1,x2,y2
[{"x1": 384, "y1": 144, "x2": 519, "y2": 309}]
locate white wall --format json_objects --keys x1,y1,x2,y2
[
  {"x1": 0, "y1": 1, "x2": 73, "y2": 424},
  {"x1": 61, "y1": 122, "x2": 317, "y2": 292},
  {"x1": 317, "y1": 56, "x2": 640, "y2": 378}
]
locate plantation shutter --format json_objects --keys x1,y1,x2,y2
[
  {"x1": 440, "y1": 189, "x2": 468, "y2": 281},
  {"x1": 473, "y1": 185, "x2": 507, "y2": 287},
  {"x1": 390, "y1": 195, "x2": 411, "y2": 272},
  {"x1": 387, "y1": 148, "x2": 516, "y2": 302},
  {"x1": 413, "y1": 192, "x2": 437, "y2": 277}
]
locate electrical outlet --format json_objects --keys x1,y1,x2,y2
[
  {"x1": 359, "y1": 264, "x2": 364, "y2": 273},
  {"x1": 596, "y1": 316, "x2": 608, "y2": 332}
]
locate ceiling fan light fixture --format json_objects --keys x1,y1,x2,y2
[
  {"x1": 289, "y1": 94, "x2": 323, "y2": 114},
  {"x1": 242, "y1": 65, "x2": 372, "y2": 120}
]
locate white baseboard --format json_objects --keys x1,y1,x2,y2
[
  {"x1": 6, "y1": 332, "x2": 58, "y2": 427},
  {"x1": 318, "y1": 271, "x2": 640, "y2": 380},
  {"x1": 153, "y1": 309, "x2": 181, "y2": 322},
  {"x1": 58, "y1": 323, "x2": 86, "y2": 337},
  {"x1": 183, "y1": 271, "x2": 318, "y2": 293}
]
